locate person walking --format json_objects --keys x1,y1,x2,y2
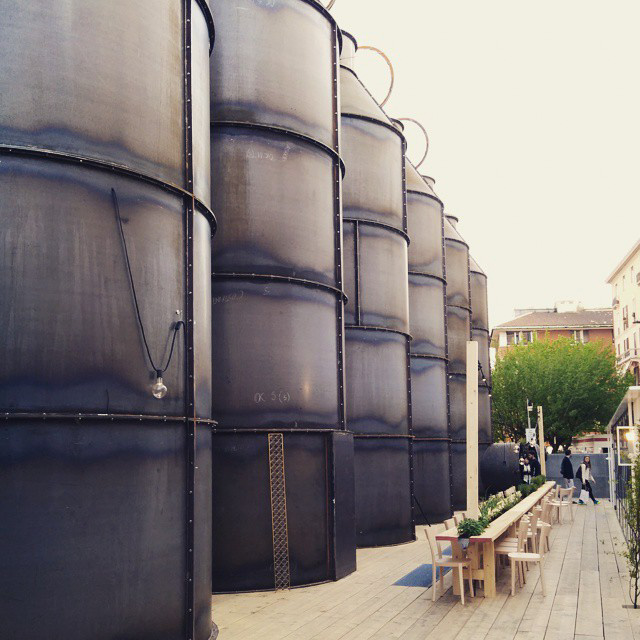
[
  {"x1": 577, "y1": 455, "x2": 599, "y2": 504},
  {"x1": 560, "y1": 449, "x2": 574, "y2": 489}
]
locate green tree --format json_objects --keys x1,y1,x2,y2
[{"x1": 492, "y1": 335, "x2": 631, "y2": 450}]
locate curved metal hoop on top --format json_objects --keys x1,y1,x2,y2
[
  {"x1": 323, "y1": 0, "x2": 338, "y2": 8},
  {"x1": 357, "y1": 45, "x2": 395, "y2": 107},
  {"x1": 398, "y1": 118, "x2": 430, "y2": 168}
]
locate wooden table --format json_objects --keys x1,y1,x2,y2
[{"x1": 435, "y1": 481, "x2": 556, "y2": 597}]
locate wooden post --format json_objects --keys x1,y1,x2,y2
[
  {"x1": 537, "y1": 405, "x2": 546, "y2": 476},
  {"x1": 466, "y1": 341, "x2": 479, "y2": 518}
]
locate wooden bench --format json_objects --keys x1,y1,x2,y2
[{"x1": 435, "y1": 481, "x2": 556, "y2": 597}]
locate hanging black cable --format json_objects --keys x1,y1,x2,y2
[
  {"x1": 412, "y1": 494, "x2": 431, "y2": 527},
  {"x1": 111, "y1": 188, "x2": 183, "y2": 378},
  {"x1": 477, "y1": 361, "x2": 492, "y2": 391}
]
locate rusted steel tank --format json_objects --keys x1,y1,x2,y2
[
  {"x1": 0, "y1": 1, "x2": 215, "y2": 638},
  {"x1": 209, "y1": 0, "x2": 356, "y2": 591},
  {"x1": 406, "y1": 166, "x2": 452, "y2": 524},
  {"x1": 444, "y1": 214, "x2": 472, "y2": 511},
  {"x1": 340, "y1": 34, "x2": 414, "y2": 547}
]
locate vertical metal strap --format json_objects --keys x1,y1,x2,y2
[
  {"x1": 268, "y1": 433, "x2": 290, "y2": 590},
  {"x1": 183, "y1": 1, "x2": 196, "y2": 638},
  {"x1": 442, "y1": 209, "x2": 454, "y2": 500},
  {"x1": 354, "y1": 221, "x2": 361, "y2": 326},
  {"x1": 332, "y1": 25, "x2": 346, "y2": 431}
]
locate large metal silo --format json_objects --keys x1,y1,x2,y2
[
  {"x1": 470, "y1": 256, "x2": 492, "y2": 496},
  {"x1": 470, "y1": 256, "x2": 492, "y2": 446},
  {"x1": 0, "y1": 2, "x2": 215, "y2": 639},
  {"x1": 340, "y1": 34, "x2": 414, "y2": 546},
  {"x1": 209, "y1": 0, "x2": 356, "y2": 591},
  {"x1": 406, "y1": 164, "x2": 452, "y2": 524},
  {"x1": 444, "y1": 215, "x2": 472, "y2": 511}
]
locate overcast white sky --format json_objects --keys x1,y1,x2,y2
[{"x1": 332, "y1": 0, "x2": 640, "y2": 327}]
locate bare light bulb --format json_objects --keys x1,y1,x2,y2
[{"x1": 152, "y1": 374, "x2": 168, "y2": 399}]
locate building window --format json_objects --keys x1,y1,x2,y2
[
  {"x1": 583, "y1": 330, "x2": 589, "y2": 343},
  {"x1": 623, "y1": 306, "x2": 629, "y2": 330},
  {"x1": 523, "y1": 331, "x2": 533, "y2": 343}
]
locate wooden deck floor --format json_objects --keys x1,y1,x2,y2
[{"x1": 213, "y1": 501, "x2": 640, "y2": 640}]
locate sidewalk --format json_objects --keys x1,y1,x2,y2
[{"x1": 212, "y1": 501, "x2": 640, "y2": 639}]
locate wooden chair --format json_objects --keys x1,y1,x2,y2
[
  {"x1": 444, "y1": 517, "x2": 456, "y2": 532},
  {"x1": 495, "y1": 518, "x2": 529, "y2": 580},
  {"x1": 453, "y1": 513, "x2": 466, "y2": 527},
  {"x1": 508, "y1": 523, "x2": 552, "y2": 596},
  {"x1": 535, "y1": 499, "x2": 553, "y2": 552},
  {"x1": 425, "y1": 528, "x2": 475, "y2": 605},
  {"x1": 549, "y1": 487, "x2": 574, "y2": 524}
]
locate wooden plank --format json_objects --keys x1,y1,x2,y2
[
  {"x1": 575, "y1": 507, "x2": 603, "y2": 637},
  {"x1": 467, "y1": 340, "x2": 480, "y2": 519},
  {"x1": 594, "y1": 503, "x2": 634, "y2": 640},
  {"x1": 513, "y1": 517, "x2": 572, "y2": 640},
  {"x1": 543, "y1": 505, "x2": 586, "y2": 640},
  {"x1": 483, "y1": 540, "x2": 497, "y2": 598}
]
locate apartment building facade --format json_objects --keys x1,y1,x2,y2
[
  {"x1": 607, "y1": 239, "x2": 640, "y2": 384},
  {"x1": 492, "y1": 301, "x2": 613, "y2": 359}
]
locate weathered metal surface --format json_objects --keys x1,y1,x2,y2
[
  {"x1": 450, "y1": 440, "x2": 468, "y2": 511},
  {"x1": 0, "y1": 0, "x2": 212, "y2": 206},
  {"x1": 406, "y1": 162, "x2": 444, "y2": 280},
  {"x1": 211, "y1": 127, "x2": 338, "y2": 286},
  {"x1": 340, "y1": 42, "x2": 413, "y2": 546},
  {"x1": 345, "y1": 328, "x2": 410, "y2": 436},
  {"x1": 444, "y1": 219, "x2": 470, "y2": 310},
  {"x1": 353, "y1": 436, "x2": 414, "y2": 546},
  {"x1": 478, "y1": 386, "x2": 493, "y2": 444},
  {"x1": 341, "y1": 114, "x2": 405, "y2": 232},
  {"x1": 469, "y1": 256, "x2": 489, "y2": 332},
  {"x1": 480, "y1": 443, "x2": 521, "y2": 494},
  {"x1": 412, "y1": 438, "x2": 452, "y2": 524},
  {"x1": 446, "y1": 305, "x2": 472, "y2": 376},
  {"x1": 405, "y1": 162, "x2": 451, "y2": 523},
  {"x1": 0, "y1": 419, "x2": 213, "y2": 640},
  {"x1": 409, "y1": 275, "x2": 446, "y2": 358},
  {"x1": 0, "y1": 1, "x2": 214, "y2": 637},
  {"x1": 470, "y1": 255, "x2": 492, "y2": 448},
  {"x1": 211, "y1": 280, "x2": 341, "y2": 429},
  {"x1": 211, "y1": 431, "x2": 355, "y2": 592},
  {"x1": 473, "y1": 329, "x2": 491, "y2": 384},
  {"x1": 210, "y1": 0, "x2": 339, "y2": 152},
  {"x1": 342, "y1": 221, "x2": 410, "y2": 333},
  {"x1": 410, "y1": 357, "x2": 448, "y2": 439},
  {"x1": 210, "y1": 0, "x2": 353, "y2": 591},
  {"x1": 448, "y1": 373, "x2": 467, "y2": 442}
]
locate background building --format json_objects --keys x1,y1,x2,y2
[
  {"x1": 491, "y1": 301, "x2": 613, "y2": 358},
  {"x1": 607, "y1": 239, "x2": 640, "y2": 384}
]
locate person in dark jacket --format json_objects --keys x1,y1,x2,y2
[
  {"x1": 560, "y1": 449, "x2": 574, "y2": 489},
  {"x1": 528, "y1": 452, "x2": 541, "y2": 478}
]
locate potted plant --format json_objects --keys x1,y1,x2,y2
[{"x1": 456, "y1": 517, "x2": 485, "y2": 550}]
